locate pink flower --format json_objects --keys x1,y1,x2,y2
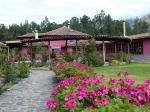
[
  {"x1": 90, "y1": 90, "x2": 98, "y2": 98},
  {"x1": 88, "y1": 106, "x2": 94, "y2": 111},
  {"x1": 116, "y1": 71, "x2": 121, "y2": 76},
  {"x1": 47, "y1": 100, "x2": 58, "y2": 110},
  {"x1": 123, "y1": 71, "x2": 128, "y2": 77},
  {"x1": 75, "y1": 89, "x2": 88, "y2": 100},
  {"x1": 144, "y1": 78, "x2": 150, "y2": 84},
  {"x1": 102, "y1": 98, "x2": 109, "y2": 105},
  {"x1": 65, "y1": 95, "x2": 72, "y2": 101},
  {"x1": 51, "y1": 89, "x2": 59, "y2": 97},
  {"x1": 120, "y1": 78, "x2": 135, "y2": 86},
  {"x1": 99, "y1": 86, "x2": 109, "y2": 95},
  {"x1": 109, "y1": 78, "x2": 119, "y2": 87},
  {"x1": 64, "y1": 99, "x2": 77, "y2": 108}
]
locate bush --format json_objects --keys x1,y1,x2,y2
[
  {"x1": 42, "y1": 54, "x2": 48, "y2": 64},
  {"x1": 109, "y1": 59, "x2": 120, "y2": 66},
  {"x1": 117, "y1": 52, "x2": 130, "y2": 64},
  {"x1": 64, "y1": 53, "x2": 74, "y2": 62},
  {"x1": 3, "y1": 62, "x2": 18, "y2": 84},
  {"x1": 53, "y1": 61, "x2": 96, "y2": 81},
  {"x1": 81, "y1": 38, "x2": 104, "y2": 67},
  {"x1": 18, "y1": 62, "x2": 30, "y2": 78},
  {"x1": 81, "y1": 53, "x2": 104, "y2": 67}
]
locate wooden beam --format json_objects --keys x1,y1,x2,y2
[{"x1": 102, "y1": 41, "x2": 106, "y2": 62}]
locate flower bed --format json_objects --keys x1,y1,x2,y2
[{"x1": 47, "y1": 62, "x2": 150, "y2": 112}]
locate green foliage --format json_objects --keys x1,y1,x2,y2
[
  {"x1": 117, "y1": 52, "x2": 130, "y2": 64},
  {"x1": 41, "y1": 54, "x2": 48, "y2": 64},
  {"x1": 81, "y1": 38, "x2": 104, "y2": 67},
  {"x1": 83, "y1": 98, "x2": 150, "y2": 112},
  {"x1": 33, "y1": 46, "x2": 45, "y2": 52},
  {"x1": 133, "y1": 18, "x2": 149, "y2": 34},
  {"x1": 18, "y1": 62, "x2": 30, "y2": 78},
  {"x1": 10, "y1": 48, "x2": 21, "y2": 62},
  {"x1": 3, "y1": 62, "x2": 18, "y2": 84},
  {"x1": 109, "y1": 59, "x2": 120, "y2": 66},
  {"x1": 64, "y1": 53, "x2": 74, "y2": 62}
]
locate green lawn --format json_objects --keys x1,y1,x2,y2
[{"x1": 94, "y1": 63, "x2": 150, "y2": 84}]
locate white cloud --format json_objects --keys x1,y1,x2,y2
[{"x1": 0, "y1": 0, "x2": 150, "y2": 25}]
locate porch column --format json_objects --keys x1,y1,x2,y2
[
  {"x1": 128, "y1": 42, "x2": 130, "y2": 59},
  {"x1": 115, "y1": 43, "x2": 117, "y2": 55},
  {"x1": 48, "y1": 41, "x2": 51, "y2": 64},
  {"x1": 102, "y1": 41, "x2": 106, "y2": 62},
  {"x1": 120, "y1": 42, "x2": 123, "y2": 52},
  {"x1": 75, "y1": 40, "x2": 78, "y2": 56},
  {"x1": 66, "y1": 40, "x2": 68, "y2": 53},
  {"x1": 30, "y1": 42, "x2": 33, "y2": 65},
  {"x1": 7, "y1": 46, "x2": 10, "y2": 61}
]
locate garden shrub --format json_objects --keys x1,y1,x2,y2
[
  {"x1": 81, "y1": 38, "x2": 104, "y2": 67},
  {"x1": 18, "y1": 62, "x2": 30, "y2": 78},
  {"x1": 117, "y1": 52, "x2": 130, "y2": 64},
  {"x1": 109, "y1": 59, "x2": 120, "y2": 66},
  {"x1": 3, "y1": 62, "x2": 18, "y2": 84},
  {"x1": 47, "y1": 62, "x2": 150, "y2": 112},
  {"x1": 53, "y1": 61, "x2": 96, "y2": 81},
  {"x1": 42, "y1": 54, "x2": 48, "y2": 64},
  {"x1": 64, "y1": 53, "x2": 74, "y2": 62}
]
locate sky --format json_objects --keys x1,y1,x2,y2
[{"x1": 0, "y1": 0, "x2": 150, "y2": 25}]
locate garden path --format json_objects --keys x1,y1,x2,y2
[{"x1": 0, "y1": 68, "x2": 56, "y2": 112}]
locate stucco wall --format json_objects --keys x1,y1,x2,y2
[{"x1": 143, "y1": 39, "x2": 150, "y2": 55}]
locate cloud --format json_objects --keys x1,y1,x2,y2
[{"x1": 0, "y1": 0, "x2": 150, "y2": 25}]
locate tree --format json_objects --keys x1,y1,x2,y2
[
  {"x1": 40, "y1": 16, "x2": 51, "y2": 32},
  {"x1": 80, "y1": 15, "x2": 94, "y2": 34},
  {"x1": 93, "y1": 10, "x2": 106, "y2": 35},
  {"x1": 133, "y1": 18, "x2": 149, "y2": 34},
  {"x1": 30, "y1": 21, "x2": 40, "y2": 33},
  {"x1": 70, "y1": 17, "x2": 81, "y2": 31}
]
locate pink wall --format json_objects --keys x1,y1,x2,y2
[
  {"x1": 50, "y1": 41, "x2": 66, "y2": 47},
  {"x1": 143, "y1": 39, "x2": 150, "y2": 55},
  {"x1": 22, "y1": 47, "x2": 28, "y2": 55},
  {"x1": 61, "y1": 47, "x2": 73, "y2": 53}
]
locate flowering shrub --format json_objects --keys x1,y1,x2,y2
[
  {"x1": 53, "y1": 61, "x2": 96, "y2": 81},
  {"x1": 47, "y1": 62, "x2": 150, "y2": 112}
]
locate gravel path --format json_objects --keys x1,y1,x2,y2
[{"x1": 0, "y1": 69, "x2": 56, "y2": 112}]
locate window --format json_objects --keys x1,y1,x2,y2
[{"x1": 130, "y1": 40, "x2": 143, "y2": 54}]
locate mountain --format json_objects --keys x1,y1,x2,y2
[
  {"x1": 126, "y1": 18, "x2": 135, "y2": 26},
  {"x1": 140, "y1": 14, "x2": 150, "y2": 24}
]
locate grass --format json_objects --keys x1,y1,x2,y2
[{"x1": 94, "y1": 63, "x2": 150, "y2": 84}]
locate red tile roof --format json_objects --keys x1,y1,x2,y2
[
  {"x1": 128, "y1": 32, "x2": 150, "y2": 39},
  {"x1": 17, "y1": 26, "x2": 89, "y2": 39}
]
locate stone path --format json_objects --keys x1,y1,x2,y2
[{"x1": 0, "y1": 69, "x2": 56, "y2": 112}]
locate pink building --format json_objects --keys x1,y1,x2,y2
[
  {"x1": 3, "y1": 27, "x2": 150, "y2": 62},
  {"x1": 15, "y1": 26, "x2": 88, "y2": 60}
]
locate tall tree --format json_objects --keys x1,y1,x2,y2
[
  {"x1": 80, "y1": 15, "x2": 93, "y2": 34},
  {"x1": 93, "y1": 10, "x2": 106, "y2": 35},
  {"x1": 70, "y1": 17, "x2": 81, "y2": 31},
  {"x1": 133, "y1": 18, "x2": 148, "y2": 34}
]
